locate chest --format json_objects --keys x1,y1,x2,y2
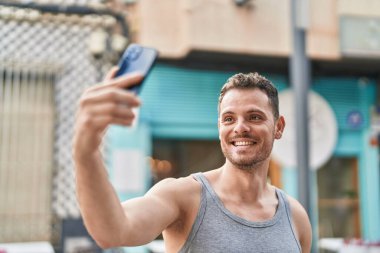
[
  {"x1": 189, "y1": 209, "x2": 300, "y2": 253},
  {"x1": 179, "y1": 190, "x2": 301, "y2": 253},
  {"x1": 222, "y1": 200, "x2": 278, "y2": 222}
]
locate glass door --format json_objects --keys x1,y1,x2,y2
[{"x1": 317, "y1": 157, "x2": 361, "y2": 238}]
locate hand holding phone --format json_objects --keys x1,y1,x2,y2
[{"x1": 114, "y1": 44, "x2": 158, "y2": 94}]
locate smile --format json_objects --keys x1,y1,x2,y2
[{"x1": 232, "y1": 141, "x2": 256, "y2": 146}]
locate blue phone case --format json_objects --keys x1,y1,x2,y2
[{"x1": 115, "y1": 44, "x2": 158, "y2": 94}]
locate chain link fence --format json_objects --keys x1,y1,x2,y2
[{"x1": 0, "y1": 0, "x2": 127, "y2": 244}]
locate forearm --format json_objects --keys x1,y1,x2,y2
[
  {"x1": 72, "y1": 69, "x2": 145, "y2": 248},
  {"x1": 74, "y1": 149, "x2": 128, "y2": 248}
]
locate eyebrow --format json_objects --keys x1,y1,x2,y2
[
  {"x1": 221, "y1": 110, "x2": 234, "y2": 116},
  {"x1": 247, "y1": 109, "x2": 265, "y2": 114},
  {"x1": 220, "y1": 109, "x2": 265, "y2": 116}
]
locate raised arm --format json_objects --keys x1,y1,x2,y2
[{"x1": 73, "y1": 69, "x2": 180, "y2": 248}]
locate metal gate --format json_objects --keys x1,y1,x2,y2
[{"x1": 0, "y1": 0, "x2": 128, "y2": 243}]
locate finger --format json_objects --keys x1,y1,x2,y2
[
  {"x1": 104, "y1": 66, "x2": 119, "y2": 81},
  {"x1": 112, "y1": 72, "x2": 144, "y2": 90},
  {"x1": 90, "y1": 72, "x2": 143, "y2": 92},
  {"x1": 104, "y1": 72, "x2": 144, "y2": 89},
  {"x1": 92, "y1": 115, "x2": 137, "y2": 129},
  {"x1": 88, "y1": 103, "x2": 136, "y2": 119},
  {"x1": 81, "y1": 88, "x2": 141, "y2": 108},
  {"x1": 76, "y1": 110, "x2": 137, "y2": 133}
]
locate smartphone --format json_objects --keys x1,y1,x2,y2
[{"x1": 114, "y1": 43, "x2": 158, "y2": 94}]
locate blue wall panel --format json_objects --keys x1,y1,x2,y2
[{"x1": 313, "y1": 77, "x2": 376, "y2": 130}]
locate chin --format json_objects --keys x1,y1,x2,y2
[
  {"x1": 228, "y1": 153, "x2": 269, "y2": 169},
  {"x1": 222, "y1": 147, "x2": 269, "y2": 169},
  {"x1": 229, "y1": 158, "x2": 259, "y2": 170}
]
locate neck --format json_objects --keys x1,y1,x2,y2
[{"x1": 217, "y1": 159, "x2": 271, "y2": 201}]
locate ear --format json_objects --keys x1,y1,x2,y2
[{"x1": 275, "y1": 116, "x2": 285, "y2": 139}]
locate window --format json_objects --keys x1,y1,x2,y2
[
  {"x1": 151, "y1": 139, "x2": 224, "y2": 182},
  {"x1": 317, "y1": 157, "x2": 361, "y2": 238}
]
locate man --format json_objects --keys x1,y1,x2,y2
[{"x1": 73, "y1": 68, "x2": 312, "y2": 253}]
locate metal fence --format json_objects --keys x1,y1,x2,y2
[{"x1": 0, "y1": 1, "x2": 125, "y2": 243}]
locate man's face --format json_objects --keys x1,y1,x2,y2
[{"x1": 218, "y1": 88, "x2": 284, "y2": 170}]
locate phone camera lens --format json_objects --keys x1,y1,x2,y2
[{"x1": 127, "y1": 45, "x2": 142, "y2": 61}]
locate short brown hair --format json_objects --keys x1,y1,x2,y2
[{"x1": 218, "y1": 72, "x2": 279, "y2": 119}]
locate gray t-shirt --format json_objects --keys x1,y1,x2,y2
[{"x1": 178, "y1": 173, "x2": 301, "y2": 253}]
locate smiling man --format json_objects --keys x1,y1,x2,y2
[{"x1": 73, "y1": 71, "x2": 312, "y2": 253}]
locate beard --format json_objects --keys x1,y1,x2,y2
[{"x1": 220, "y1": 134, "x2": 274, "y2": 171}]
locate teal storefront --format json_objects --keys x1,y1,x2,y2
[{"x1": 106, "y1": 63, "x2": 380, "y2": 245}]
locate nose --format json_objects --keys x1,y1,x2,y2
[{"x1": 234, "y1": 118, "x2": 250, "y2": 134}]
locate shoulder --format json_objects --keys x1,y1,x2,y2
[
  {"x1": 147, "y1": 175, "x2": 201, "y2": 195},
  {"x1": 146, "y1": 175, "x2": 202, "y2": 211},
  {"x1": 285, "y1": 194, "x2": 312, "y2": 253},
  {"x1": 285, "y1": 194, "x2": 309, "y2": 222},
  {"x1": 147, "y1": 175, "x2": 203, "y2": 236}
]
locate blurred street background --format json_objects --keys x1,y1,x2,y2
[{"x1": 0, "y1": 0, "x2": 380, "y2": 253}]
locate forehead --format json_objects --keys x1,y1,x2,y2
[{"x1": 220, "y1": 88, "x2": 271, "y2": 114}]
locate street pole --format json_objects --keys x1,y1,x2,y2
[{"x1": 290, "y1": 0, "x2": 315, "y2": 252}]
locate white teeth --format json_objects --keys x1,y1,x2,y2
[{"x1": 234, "y1": 141, "x2": 254, "y2": 146}]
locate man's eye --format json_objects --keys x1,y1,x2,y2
[
  {"x1": 250, "y1": 115, "x2": 261, "y2": 120},
  {"x1": 223, "y1": 117, "x2": 233, "y2": 122}
]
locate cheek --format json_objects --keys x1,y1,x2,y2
[
  {"x1": 219, "y1": 128, "x2": 228, "y2": 142},
  {"x1": 219, "y1": 131, "x2": 224, "y2": 142}
]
